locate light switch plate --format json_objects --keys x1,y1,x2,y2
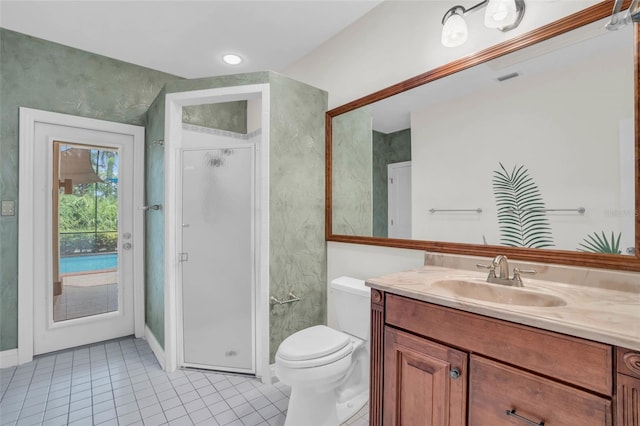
[{"x1": 1, "y1": 200, "x2": 16, "y2": 216}]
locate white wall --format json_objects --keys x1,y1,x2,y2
[
  {"x1": 326, "y1": 242, "x2": 424, "y2": 327},
  {"x1": 282, "y1": 0, "x2": 636, "y2": 295}
]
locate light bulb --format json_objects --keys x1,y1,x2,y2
[
  {"x1": 484, "y1": 0, "x2": 517, "y2": 28},
  {"x1": 441, "y1": 12, "x2": 468, "y2": 47}
]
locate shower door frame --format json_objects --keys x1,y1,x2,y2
[{"x1": 163, "y1": 84, "x2": 271, "y2": 380}]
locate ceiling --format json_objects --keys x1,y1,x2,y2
[{"x1": 0, "y1": 0, "x2": 382, "y2": 79}]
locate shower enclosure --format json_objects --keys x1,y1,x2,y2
[{"x1": 152, "y1": 77, "x2": 327, "y2": 380}]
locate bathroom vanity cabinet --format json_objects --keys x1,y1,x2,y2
[{"x1": 370, "y1": 290, "x2": 640, "y2": 425}]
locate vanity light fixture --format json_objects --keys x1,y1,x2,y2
[
  {"x1": 222, "y1": 53, "x2": 243, "y2": 65},
  {"x1": 441, "y1": 0, "x2": 525, "y2": 47}
]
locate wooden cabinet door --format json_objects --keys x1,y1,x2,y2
[{"x1": 384, "y1": 327, "x2": 467, "y2": 426}]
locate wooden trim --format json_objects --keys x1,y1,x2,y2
[
  {"x1": 369, "y1": 289, "x2": 384, "y2": 426},
  {"x1": 617, "y1": 373, "x2": 640, "y2": 425},
  {"x1": 618, "y1": 347, "x2": 640, "y2": 379},
  {"x1": 325, "y1": 113, "x2": 333, "y2": 242},
  {"x1": 325, "y1": 1, "x2": 640, "y2": 272},
  {"x1": 635, "y1": 17, "x2": 640, "y2": 262}
]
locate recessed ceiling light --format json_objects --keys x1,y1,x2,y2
[{"x1": 222, "y1": 54, "x2": 243, "y2": 65}]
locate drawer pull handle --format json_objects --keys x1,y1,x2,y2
[
  {"x1": 449, "y1": 368, "x2": 461, "y2": 379},
  {"x1": 505, "y1": 409, "x2": 545, "y2": 426}
]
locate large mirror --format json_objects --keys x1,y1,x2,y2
[{"x1": 327, "y1": 1, "x2": 640, "y2": 271}]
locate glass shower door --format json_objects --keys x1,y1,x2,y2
[{"x1": 181, "y1": 146, "x2": 255, "y2": 373}]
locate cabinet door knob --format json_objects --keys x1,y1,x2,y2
[{"x1": 449, "y1": 368, "x2": 461, "y2": 379}]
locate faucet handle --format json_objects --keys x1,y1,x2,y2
[
  {"x1": 512, "y1": 267, "x2": 536, "y2": 287},
  {"x1": 513, "y1": 267, "x2": 536, "y2": 276},
  {"x1": 477, "y1": 263, "x2": 497, "y2": 279},
  {"x1": 476, "y1": 262, "x2": 496, "y2": 271}
]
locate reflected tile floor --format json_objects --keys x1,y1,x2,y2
[{"x1": 0, "y1": 337, "x2": 368, "y2": 426}]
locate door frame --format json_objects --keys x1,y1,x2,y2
[
  {"x1": 163, "y1": 84, "x2": 271, "y2": 379},
  {"x1": 18, "y1": 107, "x2": 145, "y2": 364}
]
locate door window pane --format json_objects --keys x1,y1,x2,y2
[{"x1": 53, "y1": 143, "x2": 120, "y2": 322}]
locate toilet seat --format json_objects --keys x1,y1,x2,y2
[{"x1": 276, "y1": 325, "x2": 353, "y2": 369}]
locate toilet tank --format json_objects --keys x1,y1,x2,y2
[{"x1": 330, "y1": 277, "x2": 371, "y2": 340}]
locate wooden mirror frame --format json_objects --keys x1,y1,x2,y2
[{"x1": 326, "y1": 0, "x2": 640, "y2": 272}]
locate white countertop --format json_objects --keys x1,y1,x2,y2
[{"x1": 366, "y1": 265, "x2": 640, "y2": 351}]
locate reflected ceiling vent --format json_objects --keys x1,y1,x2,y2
[{"x1": 497, "y1": 72, "x2": 520, "y2": 82}]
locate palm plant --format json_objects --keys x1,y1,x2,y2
[
  {"x1": 492, "y1": 163, "x2": 554, "y2": 248},
  {"x1": 578, "y1": 231, "x2": 622, "y2": 254}
]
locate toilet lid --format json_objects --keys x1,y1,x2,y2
[{"x1": 277, "y1": 325, "x2": 351, "y2": 362}]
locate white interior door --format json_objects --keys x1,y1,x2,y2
[
  {"x1": 388, "y1": 161, "x2": 412, "y2": 239},
  {"x1": 23, "y1": 113, "x2": 143, "y2": 356},
  {"x1": 180, "y1": 144, "x2": 256, "y2": 374}
]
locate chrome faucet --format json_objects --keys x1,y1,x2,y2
[{"x1": 477, "y1": 255, "x2": 536, "y2": 287}]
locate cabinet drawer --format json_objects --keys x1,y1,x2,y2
[
  {"x1": 469, "y1": 355, "x2": 612, "y2": 425},
  {"x1": 386, "y1": 294, "x2": 613, "y2": 395}
]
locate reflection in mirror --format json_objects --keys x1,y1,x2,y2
[{"x1": 331, "y1": 17, "x2": 635, "y2": 256}]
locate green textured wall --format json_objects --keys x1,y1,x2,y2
[
  {"x1": 268, "y1": 72, "x2": 327, "y2": 361},
  {"x1": 183, "y1": 103, "x2": 247, "y2": 133},
  {"x1": 331, "y1": 107, "x2": 373, "y2": 236},
  {"x1": 0, "y1": 29, "x2": 179, "y2": 351},
  {"x1": 372, "y1": 128, "x2": 412, "y2": 237},
  {"x1": 143, "y1": 90, "x2": 167, "y2": 348}
]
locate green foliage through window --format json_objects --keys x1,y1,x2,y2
[{"x1": 58, "y1": 147, "x2": 119, "y2": 255}]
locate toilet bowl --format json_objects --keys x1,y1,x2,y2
[{"x1": 275, "y1": 277, "x2": 370, "y2": 426}]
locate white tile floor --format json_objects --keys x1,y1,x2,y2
[{"x1": 0, "y1": 337, "x2": 369, "y2": 426}]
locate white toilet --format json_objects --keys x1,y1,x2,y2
[{"x1": 275, "y1": 276, "x2": 371, "y2": 426}]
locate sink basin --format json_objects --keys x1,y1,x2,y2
[{"x1": 431, "y1": 279, "x2": 566, "y2": 307}]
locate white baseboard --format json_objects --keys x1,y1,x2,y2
[
  {"x1": 0, "y1": 349, "x2": 19, "y2": 369},
  {"x1": 144, "y1": 326, "x2": 165, "y2": 370}
]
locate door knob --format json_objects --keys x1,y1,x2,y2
[{"x1": 449, "y1": 368, "x2": 461, "y2": 379}]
